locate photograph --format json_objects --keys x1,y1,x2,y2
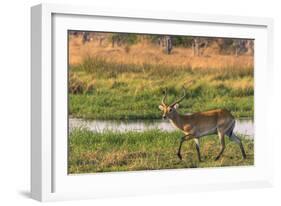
[{"x1": 67, "y1": 31, "x2": 254, "y2": 174}]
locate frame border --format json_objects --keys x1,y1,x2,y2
[{"x1": 31, "y1": 3, "x2": 274, "y2": 201}]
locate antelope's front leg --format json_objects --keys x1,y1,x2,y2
[{"x1": 177, "y1": 134, "x2": 194, "y2": 160}]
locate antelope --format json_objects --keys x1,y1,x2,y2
[{"x1": 158, "y1": 88, "x2": 247, "y2": 161}]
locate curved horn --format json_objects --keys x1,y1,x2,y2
[
  {"x1": 170, "y1": 88, "x2": 186, "y2": 107},
  {"x1": 161, "y1": 88, "x2": 168, "y2": 105}
]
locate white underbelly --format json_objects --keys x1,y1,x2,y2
[{"x1": 196, "y1": 127, "x2": 217, "y2": 137}]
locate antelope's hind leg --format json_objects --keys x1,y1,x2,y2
[
  {"x1": 229, "y1": 133, "x2": 247, "y2": 159},
  {"x1": 225, "y1": 122, "x2": 247, "y2": 159}
]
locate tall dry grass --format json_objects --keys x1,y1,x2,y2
[{"x1": 69, "y1": 35, "x2": 254, "y2": 70}]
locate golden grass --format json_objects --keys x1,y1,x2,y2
[{"x1": 69, "y1": 35, "x2": 254, "y2": 70}]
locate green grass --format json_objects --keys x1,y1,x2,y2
[
  {"x1": 68, "y1": 128, "x2": 254, "y2": 174},
  {"x1": 69, "y1": 57, "x2": 254, "y2": 120}
]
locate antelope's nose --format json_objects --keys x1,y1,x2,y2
[{"x1": 162, "y1": 115, "x2": 167, "y2": 119}]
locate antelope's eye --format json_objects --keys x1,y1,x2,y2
[{"x1": 169, "y1": 108, "x2": 173, "y2": 112}]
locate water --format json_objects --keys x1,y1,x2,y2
[{"x1": 69, "y1": 118, "x2": 254, "y2": 139}]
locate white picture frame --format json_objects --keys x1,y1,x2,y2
[{"x1": 31, "y1": 3, "x2": 274, "y2": 202}]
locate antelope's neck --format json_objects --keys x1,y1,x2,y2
[{"x1": 169, "y1": 113, "x2": 185, "y2": 131}]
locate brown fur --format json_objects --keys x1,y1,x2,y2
[{"x1": 159, "y1": 104, "x2": 246, "y2": 161}]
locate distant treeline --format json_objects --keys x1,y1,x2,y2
[{"x1": 69, "y1": 31, "x2": 254, "y2": 56}]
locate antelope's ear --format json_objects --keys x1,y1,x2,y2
[
  {"x1": 158, "y1": 105, "x2": 164, "y2": 111},
  {"x1": 173, "y1": 104, "x2": 179, "y2": 109}
]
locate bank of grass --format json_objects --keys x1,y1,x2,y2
[
  {"x1": 68, "y1": 128, "x2": 254, "y2": 174},
  {"x1": 69, "y1": 57, "x2": 254, "y2": 120}
]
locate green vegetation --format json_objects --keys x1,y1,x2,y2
[
  {"x1": 69, "y1": 57, "x2": 254, "y2": 120},
  {"x1": 69, "y1": 128, "x2": 254, "y2": 173}
]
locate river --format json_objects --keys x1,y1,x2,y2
[{"x1": 69, "y1": 118, "x2": 254, "y2": 139}]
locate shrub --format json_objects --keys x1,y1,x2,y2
[{"x1": 69, "y1": 73, "x2": 95, "y2": 94}]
